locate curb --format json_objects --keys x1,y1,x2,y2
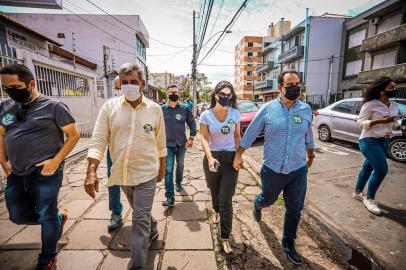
[{"x1": 242, "y1": 154, "x2": 383, "y2": 270}]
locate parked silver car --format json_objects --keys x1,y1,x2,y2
[{"x1": 314, "y1": 98, "x2": 406, "y2": 163}]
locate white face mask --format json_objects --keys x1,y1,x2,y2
[{"x1": 121, "y1": 84, "x2": 141, "y2": 101}]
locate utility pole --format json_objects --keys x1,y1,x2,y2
[
  {"x1": 72, "y1": 32, "x2": 76, "y2": 69},
  {"x1": 327, "y1": 55, "x2": 334, "y2": 105},
  {"x1": 192, "y1": 10, "x2": 198, "y2": 116},
  {"x1": 102, "y1": 45, "x2": 108, "y2": 77}
]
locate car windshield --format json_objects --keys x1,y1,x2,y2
[{"x1": 238, "y1": 101, "x2": 258, "y2": 113}]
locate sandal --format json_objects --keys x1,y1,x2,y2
[
  {"x1": 222, "y1": 239, "x2": 233, "y2": 254},
  {"x1": 212, "y1": 212, "x2": 220, "y2": 224}
]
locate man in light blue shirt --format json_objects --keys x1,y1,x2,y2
[{"x1": 233, "y1": 70, "x2": 315, "y2": 266}]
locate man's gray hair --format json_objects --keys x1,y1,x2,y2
[{"x1": 118, "y1": 63, "x2": 144, "y2": 80}]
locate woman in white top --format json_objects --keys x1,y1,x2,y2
[
  {"x1": 200, "y1": 81, "x2": 241, "y2": 254},
  {"x1": 353, "y1": 76, "x2": 400, "y2": 215}
]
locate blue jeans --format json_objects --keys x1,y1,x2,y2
[
  {"x1": 164, "y1": 145, "x2": 186, "y2": 202},
  {"x1": 256, "y1": 165, "x2": 307, "y2": 242},
  {"x1": 356, "y1": 137, "x2": 389, "y2": 199},
  {"x1": 107, "y1": 149, "x2": 123, "y2": 216},
  {"x1": 5, "y1": 169, "x2": 63, "y2": 263}
]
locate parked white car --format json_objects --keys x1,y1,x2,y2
[{"x1": 314, "y1": 98, "x2": 406, "y2": 163}]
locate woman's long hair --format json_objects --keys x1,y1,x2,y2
[
  {"x1": 209, "y1": 80, "x2": 237, "y2": 109},
  {"x1": 363, "y1": 76, "x2": 393, "y2": 103}
]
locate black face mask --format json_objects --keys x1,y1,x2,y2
[
  {"x1": 168, "y1": 93, "x2": 179, "y2": 102},
  {"x1": 284, "y1": 85, "x2": 301, "y2": 101},
  {"x1": 384, "y1": 90, "x2": 397, "y2": 98},
  {"x1": 217, "y1": 96, "x2": 231, "y2": 107},
  {"x1": 5, "y1": 87, "x2": 32, "y2": 103}
]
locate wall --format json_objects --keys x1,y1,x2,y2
[
  {"x1": 9, "y1": 14, "x2": 149, "y2": 76},
  {"x1": 306, "y1": 17, "x2": 345, "y2": 97}
]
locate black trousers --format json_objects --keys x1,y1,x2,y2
[{"x1": 203, "y1": 151, "x2": 238, "y2": 239}]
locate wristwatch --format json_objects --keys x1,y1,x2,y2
[
  {"x1": 189, "y1": 136, "x2": 195, "y2": 140},
  {"x1": 307, "y1": 155, "x2": 316, "y2": 159}
]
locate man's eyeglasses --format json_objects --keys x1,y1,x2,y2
[
  {"x1": 218, "y1": 92, "x2": 232, "y2": 99},
  {"x1": 121, "y1": 80, "x2": 140, "y2": 85}
]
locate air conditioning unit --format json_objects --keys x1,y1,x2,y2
[{"x1": 371, "y1": 17, "x2": 381, "y2": 25}]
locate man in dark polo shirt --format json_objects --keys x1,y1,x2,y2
[
  {"x1": 161, "y1": 85, "x2": 196, "y2": 207},
  {"x1": 0, "y1": 64, "x2": 80, "y2": 270}
]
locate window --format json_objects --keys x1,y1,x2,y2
[
  {"x1": 248, "y1": 52, "x2": 253, "y2": 57},
  {"x1": 300, "y1": 33, "x2": 305, "y2": 46},
  {"x1": 247, "y1": 63, "x2": 253, "y2": 66},
  {"x1": 294, "y1": 35, "x2": 300, "y2": 46},
  {"x1": 332, "y1": 101, "x2": 356, "y2": 114},
  {"x1": 372, "y1": 50, "x2": 396, "y2": 69},
  {"x1": 348, "y1": 29, "x2": 366, "y2": 48},
  {"x1": 283, "y1": 42, "x2": 289, "y2": 53},
  {"x1": 247, "y1": 71, "x2": 253, "y2": 76},
  {"x1": 136, "y1": 35, "x2": 146, "y2": 60},
  {"x1": 345, "y1": 60, "x2": 362, "y2": 76},
  {"x1": 376, "y1": 12, "x2": 402, "y2": 34},
  {"x1": 248, "y1": 42, "x2": 253, "y2": 47}
]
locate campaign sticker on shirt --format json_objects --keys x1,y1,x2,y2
[
  {"x1": 227, "y1": 119, "x2": 236, "y2": 126},
  {"x1": 175, "y1": 113, "x2": 182, "y2": 120},
  {"x1": 143, "y1": 124, "x2": 153, "y2": 134},
  {"x1": 292, "y1": 115, "x2": 302, "y2": 124},
  {"x1": 1, "y1": 113, "x2": 16, "y2": 126},
  {"x1": 221, "y1": 125, "x2": 231, "y2": 134}
]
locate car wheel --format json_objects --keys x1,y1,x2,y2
[
  {"x1": 388, "y1": 138, "x2": 406, "y2": 163},
  {"x1": 318, "y1": 125, "x2": 332, "y2": 142}
]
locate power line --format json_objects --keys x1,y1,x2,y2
[
  {"x1": 84, "y1": 0, "x2": 191, "y2": 49},
  {"x1": 198, "y1": 0, "x2": 250, "y2": 65},
  {"x1": 196, "y1": 0, "x2": 207, "y2": 48},
  {"x1": 196, "y1": 0, "x2": 214, "y2": 58},
  {"x1": 109, "y1": 46, "x2": 192, "y2": 57}
]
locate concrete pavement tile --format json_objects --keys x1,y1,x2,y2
[
  {"x1": 191, "y1": 180, "x2": 209, "y2": 192},
  {"x1": 174, "y1": 195, "x2": 193, "y2": 202},
  {"x1": 58, "y1": 200, "x2": 94, "y2": 219},
  {"x1": 85, "y1": 199, "x2": 130, "y2": 220},
  {"x1": 57, "y1": 250, "x2": 103, "y2": 270},
  {"x1": 65, "y1": 220, "x2": 113, "y2": 249},
  {"x1": 171, "y1": 202, "x2": 207, "y2": 221},
  {"x1": 165, "y1": 221, "x2": 213, "y2": 250},
  {"x1": 110, "y1": 221, "x2": 165, "y2": 251},
  {"x1": 161, "y1": 250, "x2": 217, "y2": 270},
  {"x1": 176, "y1": 185, "x2": 197, "y2": 196},
  {"x1": 61, "y1": 187, "x2": 103, "y2": 201},
  {"x1": 232, "y1": 195, "x2": 249, "y2": 203},
  {"x1": 243, "y1": 186, "x2": 261, "y2": 195},
  {"x1": 151, "y1": 202, "x2": 168, "y2": 221},
  {"x1": 100, "y1": 250, "x2": 159, "y2": 270},
  {"x1": 0, "y1": 220, "x2": 25, "y2": 245},
  {"x1": 238, "y1": 170, "x2": 257, "y2": 186},
  {"x1": 0, "y1": 250, "x2": 38, "y2": 270},
  {"x1": 154, "y1": 189, "x2": 166, "y2": 202},
  {"x1": 65, "y1": 173, "x2": 86, "y2": 183},
  {"x1": 0, "y1": 210, "x2": 9, "y2": 220},
  {"x1": 193, "y1": 192, "x2": 211, "y2": 201}
]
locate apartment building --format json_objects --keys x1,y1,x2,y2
[
  {"x1": 234, "y1": 36, "x2": 263, "y2": 99},
  {"x1": 339, "y1": 0, "x2": 406, "y2": 98}
]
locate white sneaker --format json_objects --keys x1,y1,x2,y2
[
  {"x1": 352, "y1": 192, "x2": 364, "y2": 201},
  {"x1": 363, "y1": 197, "x2": 381, "y2": 215}
]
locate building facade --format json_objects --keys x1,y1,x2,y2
[
  {"x1": 149, "y1": 72, "x2": 176, "y2": 89},
  {"x1": 339, "y1": 0, "x2": 406, "y2": 98},
  {"x1": 234, "y1": 36, "x2": 263, "y2": 99}
]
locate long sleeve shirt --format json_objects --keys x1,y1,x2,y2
[
  {"x1": 357, "y1": 99, "x2": 399, "y2": 140},
  {"x1": 240, "y1": 98, "x2": 315, "y2": 174},
  {"x1": 88, "y1": 96, "x2": 167, "y2": 186},
  {"x1": 162, "y1": 103, "x2": 196, "y2": 147}
]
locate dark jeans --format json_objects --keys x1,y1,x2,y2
[
  {"x1": 256, "y1": 165, "x2": 307, "y2": 242},
  {"x1": 107, "y1": 149, "x2": 123, "y2": 215},
  {"x1": 356, "y1": 137, "x2": 389, "y2": 199},
  {"x1": 203, "y1": 151, "x2": 238, "y2": 239},
  {"x1": 5, "y1": 169, "x2": 63, "y2": 263},
  {"x1": 164, "y1": 145, "x2": 186, "y2": 202}
]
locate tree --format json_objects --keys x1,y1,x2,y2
[
  {"x1": 178, "y1": 72, "x2": 211, "y2": 103},
  {"x1": 158, "y1": 88, "x2": 167, "y2": 101}
]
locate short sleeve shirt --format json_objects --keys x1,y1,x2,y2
[
  {"x1": 0, "y1": 95, "x2": 75, "y2": 176},
  {"x1": 199, "y1": 108, "x2": 240, "y2": 151}
]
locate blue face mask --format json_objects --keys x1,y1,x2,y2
[{"x1": 218, "y1": 96, "x2": 231, "y2": 107}]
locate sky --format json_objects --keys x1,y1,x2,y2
[{"x1": 0, "y1": 0, "x2": 385, "y2": 86}]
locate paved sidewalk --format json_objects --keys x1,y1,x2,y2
[{"x1": 0, "y1": 138, "x2": 348, "y2": 269}]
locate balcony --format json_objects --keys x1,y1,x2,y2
[
  {"x1": 255, "y1": 80, "x2": 273, "y2": 89},
  {"x1": 357, "y1": 63, "x2": 406, "y2": 84},
  {"x1": 256, "y1": 61, "x2": 274, "y2": 74},
  {"x1": 278, "y1": 46, "x2": 304, "y2": 63},
  {"x1": 360, "y1": 24, "x2": 406, "y2": 52}
]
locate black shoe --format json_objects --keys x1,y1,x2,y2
[
  {"x1": 108, "y1": 213, "x2": 123, "y2": 231},
  {"x1": 162, "y1": 199, "x2": 174, "y2": 207},
  {"x1": 282, "y1": 239, "x2": 302, "y2": 265},
  {"x1": 176, "y1": 184, "x2": 183, "y2": 192},
  {"x1": 253, "y1": 201, "x2": 262, "y2": 222},
  {"x1": 36, "y1": 257, "x2": 57, "y2": 270},
  {"x1": 149, "y1": 231, "x2": 159, "y2": 246}
]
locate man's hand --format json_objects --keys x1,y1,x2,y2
[
  {"x1": 307, "y1": 157, "x2": 314, "y2": 168},
  {"x1": 36, "y1": 158, "x2": 61, "y2": 175},
  {"x1": 186, "y1": 138, "x2": 194, "y2": 148},
  {"x1": 233, "y1": 155, "x2": 244, "y2": 171},
  {"x1": 85, "y1": 169, "x2": 99, "y2": 199},
  {"x1": 157, "y1": 166, "x2": 165, "y2": 182},
  {"x1": 2, "y1": 161, "x2": 12, "y2": 176}
]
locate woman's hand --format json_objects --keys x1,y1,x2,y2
[{"x1": 208, "y1": 157, "x2": 220, "y2": 172}]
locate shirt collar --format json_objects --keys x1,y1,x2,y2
[
  {"x1": 121, "y1": 95, "x2": 147, "y2": 109},
  {"x1": 277, "y1": 97, "x2": 299, "y2": 110}
]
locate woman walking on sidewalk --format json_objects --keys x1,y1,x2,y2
[
  {"x1": 354, "y1": 76, "x2": 400, "y2": 215},
  {"x1": 200, "y1": 81, "x2": 241, "y2": 254}
]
